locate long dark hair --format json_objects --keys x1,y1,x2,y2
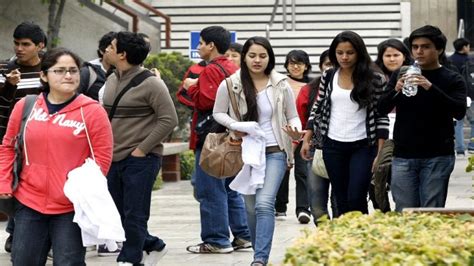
[
  {"x1": 240, "y1": 36, "x2": 275, "y2": 122},
  {"x1": 329, "y1": 31, "x2": 375, "y2": 108},
  {"x1": 375, "y1": 38, "x2": 413, "y2": 76}
]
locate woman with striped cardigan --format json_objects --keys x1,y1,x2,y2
[{"x1": 301, "y1": 31, "x2": 390, "y2": 216}]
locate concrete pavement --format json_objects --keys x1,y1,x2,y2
[{"x1": 0, "y1": 156, "x2": 472, "y2": 265}]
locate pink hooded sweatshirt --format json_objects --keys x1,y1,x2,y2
[{"x1": 0, "y1": 94, "x2": 113, "y2": 214}]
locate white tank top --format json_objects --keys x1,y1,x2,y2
[
  {"x1": 327, "y1": 70, "x2": 367, "y2": 142},
  {"x1": 257, "y1": 89, "x2": 278, "y2": 146}
]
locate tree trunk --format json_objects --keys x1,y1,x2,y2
[{"x1": 46, "y1": 0, "x2": 66, "y2": 49}]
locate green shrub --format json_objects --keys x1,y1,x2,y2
[
  {"x1": 153, "y1": 173, "x2": 163, "y2": 191},
  {"x1": 180, "y1": 150, "x2": 195, "y2": 180},
  {"x1": 284, "y1": 211, "x2": 474, "y2": 266},
  {"x1": 144, "y1": 52, "x2": 194, "y2": 140}
]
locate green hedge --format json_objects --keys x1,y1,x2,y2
[
  {"x1": 179, "y1": 150, "x2": 195, "y2": 180},
  {"x1": 284, "y1": 211, "x2": 474, "y2": 265}
]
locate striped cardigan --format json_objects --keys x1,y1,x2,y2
[{"x1": 307, "y1": 68, "x2": 389, "y2": 146}]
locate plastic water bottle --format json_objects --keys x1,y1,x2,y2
[{"x1": 402, "y1": 61, "x2": 421, "y2": 97}]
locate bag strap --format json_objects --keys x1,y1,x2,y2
[
  {"x1": 225, "y1": 78, "x2": 241, "y2": 121},
  {"x1": 19, "y1": 95, "x2": 36, "y2": 138},
  {"x1": 108, "y1": 70, "x2": 154, "y2": 121},
  {"x1": 209, "y1": 61, "x2": 230, "y2": 77},
  {"x1": 12, "y1": 95, "x2": 36, "y2": 190},
  {"x1": 80, "y1": 107, "x2": 95, "y2": 161}
]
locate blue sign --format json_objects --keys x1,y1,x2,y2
[{"x1": 189, "y1": 31, "x2": 237, "y2": 62}]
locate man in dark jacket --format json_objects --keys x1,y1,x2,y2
[{"x1": 449, "y1": 38, "x2": 473, "y2": 154}]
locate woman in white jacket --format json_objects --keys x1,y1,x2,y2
[{"x1": 213, "y1": 36, "x2": 302, "y2": 266}]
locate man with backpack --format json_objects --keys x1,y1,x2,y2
[
  {"x1": 182, "y1": 26, "x2": 251, "y2": 254},
  {"x1": 103, "y1": 31, "x2": 178, "y2": 265},
  {"x1": 79, "y1": 31, "x2": 116, "y2": 101},
  {"x1": 0, "y1": 21, "x2": 46, "y2": 252},
  {"x1": 449, "y1": 38, "x2": 474, "y2": 154}
]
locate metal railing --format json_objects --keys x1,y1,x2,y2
[
  {"x1": 458, "y1": 18, "x2": 465, "y2": 38},
  {"x1": 266, "y1": 0, "x2": 296, "y2": 40}
]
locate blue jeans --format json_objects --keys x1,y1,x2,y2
[
  {"x1": 323, "y1": 138, "x2": 377, "y2": 216},
  {"x1": 391, "y1": 155, "x2": 455, "y2": 212},
  {"x1": 306, "y1": 153, "x2": 338, "y2": 224},
  {"x1": 194, "y1": 148, "x2": 250, "y2": 247},
  {"x1": 107, "y1": 154, "x2": 166, "y2": 264},
  {"x1": 243, "y1": 152, "x2": 287, "y2": 264},
  {"x1": 275, "y1": 144, "x2": 310, "y2": 216},
  {"x1": 12, "y1": 202, "x2": 85, "y2": 266}
]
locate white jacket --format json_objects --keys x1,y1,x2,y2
[
  {"x1": 213, "y1": 69, "x2": 301, "y2": 164},
  {"x1": 64, "y1": 158, "x2": 125, "y2": 249}
]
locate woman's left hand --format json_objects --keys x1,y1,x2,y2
[{"x1": 282, "y1": 125, "x2": 306, "y2": 141}]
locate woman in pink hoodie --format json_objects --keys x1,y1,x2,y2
[{"x1": 0, "y1": 48, "x2": 113, "y2": 265}]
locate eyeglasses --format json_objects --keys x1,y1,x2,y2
[
  {"x1": 47, "y1": 68, "x2": 80, "y2": 75},
  {"x1": 288, "y1": 62, "x2": 305, "y2": 67}
]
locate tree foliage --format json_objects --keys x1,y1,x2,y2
[{"x1": 144, "y1": 52, "x2": 194, "y2": 140}]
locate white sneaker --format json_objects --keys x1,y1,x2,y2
[
  {"x1": 142, "y1": 246, "x2": 168, "y2": 266},
  {"x1": 118, "y1": 262, "x2": 133, "y2": 266}
]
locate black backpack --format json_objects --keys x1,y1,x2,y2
[
  {"x1": 461, "y1": 60, "x2": 474, "y2": 99},
  {"x1": 79, "y1": 62, "x2": 106, "y2": 101}
]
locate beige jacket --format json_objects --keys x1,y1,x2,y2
[{"x1": 213, "y1": 69, "x2": 301, "y2": 164}]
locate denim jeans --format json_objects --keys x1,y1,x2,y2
[
  {"x1": 275, "y1": 144, "x2": 310, "y2": 216},
  {"x1": 243, "y1": 151, "x2": 287, "y2": 264},
  {"x1": 323, "y1": 138, "x2": 377, "y2": 216},
  {"x1": 12, "y1": 202, "x2": 85, "y2": 266},
  {"x1": 391, "y1": 155, "x2": 455, "y2": 212},
  {"x1": 107, "y1": 154, "x2": 166, "y2": 264},
  {"x1": 306, "y1": 154, "x2": 338, "y2": 224},
  {"x1": 194, "y1": 148, "x2": 250, "y2": 247}
]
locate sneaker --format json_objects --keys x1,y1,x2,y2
[
  {"x1": 456, "y1": 150, "x2": 465, "y2": 156},
  {"x1": 297, "y1": 212, "x2": 311, "y2": 224},
  {"x1": 468, "y1": 149, "x2": 474, "y2": 154},
  {"x1": 4, "y1": 234, "x2": 12, "y2": 253},
  {"x1": 186, "y1": 243, "x2": 233, "y2": 254},
  {"x1": 231, "y1": 238, "x2": 252, "y2": 250},
  {"x1": 117, "y1": 262, "x2": 133, "y2": 266},
  {"x1": 86, "y1": 245, "x2": 97, "y2": 252},
  {"x1": 47, "y1": 249, "x2": 53, "y2": 260},
  {"x1": 251, "y1": 260, "x2": 266, "y2": 266},
  {"x1": 98, "y1": 244, "x2": 121, "y2": 257},
  {"x1": 275, "y1": 212, "x2": 287, "y2": 220},
  {"x1": 142, "y1": 246, "x2": 168, "y2": 266}
]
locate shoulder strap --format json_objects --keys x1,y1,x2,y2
[
  {"x1": 210, "y1": 61, "x2": 230, "y2": 77},
  {"x1": 225, "y1": 78, "x2": 241, "y2": 121},
  {"x1": 12, "y1": 95, "x2": 36, "y2": 190},
  {"x1": 108, "y1": 70, "x2": 154, "y2": 121},
  {"x1": 20, "y1": 95, "x2": 36, "y2": 136}
]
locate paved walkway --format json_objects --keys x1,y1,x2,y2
[{"x1": 0, "y1": 156, "x2": 472, "y2": 265}]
